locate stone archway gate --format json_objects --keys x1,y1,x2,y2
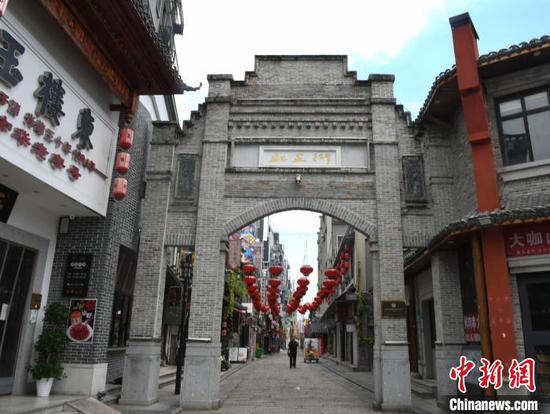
[{"x1": 120, "y1": 56, "x2": 413, "y2": 411}]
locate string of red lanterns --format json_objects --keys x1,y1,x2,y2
[
  {"x1": 242, "y1": 262, "x2": 316, "y2": 316},
  {"x1": 301, "y1": 243, "x2": 351, "y2": 314},
  {"x1": 285, "y1": 264, "x2": 312, "y2": 314},
  {"x1": 242, "y1": 247, "x2": 352, "y2": 318}
]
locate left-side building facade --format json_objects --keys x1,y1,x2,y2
[{"x1": 0, "y1": 0, "x2": 185, "y2": 396}]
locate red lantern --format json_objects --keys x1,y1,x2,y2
[
  {"x1": 323, "y1": 280, "x2": 336, "y2": 289},
  {"x1": 268, "y1": 264, "x2": 283, "y2": 277},
  {"x1": 268, "y1": 278, "x2": 281, "y2": 288},
  {"x1": 261, "y1": 304, "x2": 269, "y2": 313},
  {"x1": 300, "y1": 264, "x2": 313, "y2": 276},
  {"x1": 267, "y1": 287, "x2": 279, "y2": 295},
  {"x1": 297, "y1": 277, "x2": 310, "y2": 288},
  {"x1": 118, "y1": 128, "x2": 134, "y2": 149},
  {"x1": 325, "y1": 268, "x2": 339, "y2": 280},
  {"x1": 344, "y1": 244, "x2": 351, "y2": 252},
  {"x1": 243, "y1": 275, "x2": 256, "y2": 285},
  {"x1": 112, "y1": 177, "x2": 127, "y2": 200},
  {"x1": 242, "y1": 263, "x2": 256, "y2": 275},
  {"x1": 115, "y1": 152, "x2": 131, "y2": 174}
]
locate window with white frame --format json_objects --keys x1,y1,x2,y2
[{"x1": 496, "y1": 89, "x2": 550, "y2": 166}]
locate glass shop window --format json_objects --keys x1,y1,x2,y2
[
  {"x1": 496, "y1": 89, "x2": 550, "y2": 166},
  {"x1": 109, "y1": 246, "x2": 137, "y2": 347}
]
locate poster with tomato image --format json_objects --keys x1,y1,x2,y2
[{"x1": 66, "y1": 299, "x2": 96, "y2": 343}]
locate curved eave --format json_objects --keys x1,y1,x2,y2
[
  {"x1": 40, "y1": 0, "x2": 184, "y2": 114},
  {"x1": 416, "y1": 36, "x2": 550, "y2": 127}
]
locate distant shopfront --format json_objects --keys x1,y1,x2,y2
[{"x1": 505, "y1": 222, "x2": 550, "y2": 400}]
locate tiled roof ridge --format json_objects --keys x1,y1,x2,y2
[
  {"x1": 415, "y1": 34, "x2": 550, "y2": 124},
  {"x1": 404, "y1": 205, "x2": 550, "y2": 268}
]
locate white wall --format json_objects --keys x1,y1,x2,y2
[{"x1": 2, "y1": 195, "x2": 59, "y2": 394}]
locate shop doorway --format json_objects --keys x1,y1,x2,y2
[
  {"x1": 0, "y1": 239, "x2": 36, "y2": 395},
  {"x1": 518, "y1": 273, "x2": 550, "y2": 402},
  {"x1": 421, "y1": 298, "x2": 436, "y2": 379}
]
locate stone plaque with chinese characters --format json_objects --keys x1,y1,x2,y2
[{"x1": 259, "y1": 146, "x2": 341, "y2": 168}]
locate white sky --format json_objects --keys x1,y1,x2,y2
[
  {"x1": 174, "y1": 0, "x2": 472, "y2": 119},
  {"x1": 267, "y1": 210, "x2": 321, "y2": 304}
]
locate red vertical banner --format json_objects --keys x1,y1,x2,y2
[{"x1": 227, "y1": 234, "x2": 241, "y2": 270}]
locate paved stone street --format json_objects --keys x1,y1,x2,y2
[{"x1": 213, "y1": 351, "x2": 373, "y2": 414}]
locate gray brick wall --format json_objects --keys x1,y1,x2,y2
[{"x1": 46, "y1": 104, "x2": 152, "y2": 371}]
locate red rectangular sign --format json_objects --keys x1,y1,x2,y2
[{"x1": 504, "y1": 223, "x2": 550, "y2": 257}]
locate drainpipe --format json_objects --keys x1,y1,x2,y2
[{"x1": 449, "y1": 13, "x2": 517, "y2": 372}]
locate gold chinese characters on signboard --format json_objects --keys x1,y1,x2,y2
[{"x1": 261, "y1": 147, "x2": 339, "y2": 168}]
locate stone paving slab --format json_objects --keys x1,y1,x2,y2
[{"x1": 178, "y1": 351, "x2": 382, "y2": 414}]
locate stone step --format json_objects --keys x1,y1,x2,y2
[
  {"x1": 101, "y1": 369, "x2": 177, "y2": 405},
  {"x1": 64, "y1": 397, "x2": 121, "y2": 414},
  {"x1": 410, "y1": 377, "x2": 437, "y2": 399}
]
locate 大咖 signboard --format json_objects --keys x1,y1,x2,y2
[
  {"x1": 0, "y1": 17, "x2": 117, "y2": 216},
  {"x1": 504, "y1": 223, "x2": 550, "y2": 257},
  {"x1": 259, "y1": 146, "x2": 341, "y2": 168}
]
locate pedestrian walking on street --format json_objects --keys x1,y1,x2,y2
[{"x1": 288, "y1": 337, "x2": 298, "y2": 368}]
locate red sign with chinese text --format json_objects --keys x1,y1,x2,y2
[{"x1": 504, "y1": 223, "x2": 550, "y2": 257}]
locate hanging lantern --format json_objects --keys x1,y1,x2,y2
[
  {"x1": 268, "y1": 278, "x2": 281, "y2": 288},
  {"x1": 268, "y1": 264, "x2": 283, "y2": 277},
  {"x1": 115, "y1": 152, "x2": 131, "y2": 174},
  {"x1": 323, "y1": 280, "x2": 337, "y2": 289},
  {"x1": 267, "y1": 287, "x2": 279, "y2": 295},
  {"x1": 242, "y1": 263, "x2": 256, "y2": 275},
  {"x1": 297, "y1": 277, "x2": 310, "y2": 288},
  {"x1": 344, "y1": 244, "x2": 351, "y2": 252},
  {"x1": 297, "y1": 286, "x2": 307, "y2": 294},
  {"x1": 243, "y1": 275, "x2": 256, "y2": 285},
  {"x1": 261, "y1": 304, "x2": 269, "y2": 313},
  {"x1": 299, "y1": 264, "x2": 314, "y2": 276},
  {"x1": 118, "y1": 127, "x2": 134, "y2": 149},
  {"x1": 325, "y1": 268, "x2": 339, "y2": 280},
  {"x1": 112, "y1": 178, "x2": 128, "y2": 200}
]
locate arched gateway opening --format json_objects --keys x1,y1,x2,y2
[{"x1": 120, "y1": 56, "x2": 414, "y2": 411}]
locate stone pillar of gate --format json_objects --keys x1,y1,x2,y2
[
  {"x1": 431, "y1": 251, "x2": 465, "y2": 408},
  {"x1": 181, "y1": 76, "x2": 232, "y2": 410},
  {"x1": 370, "y1": 74, "x2": 413, "y2": 411},
  {"x1": 120, "y1": 122, "x2": 178, "y2": 405}
]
